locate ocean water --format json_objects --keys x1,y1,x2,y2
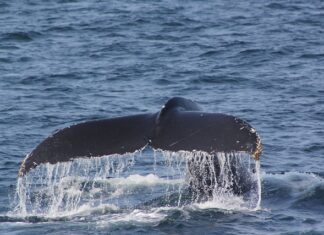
[{"x1": 1, "y1": 0, "x2": 324, "y2": 234}]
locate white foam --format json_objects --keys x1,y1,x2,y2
[
  {"x1": 110, "y1": 208, "x2": 167, "y2": 223},
  {"x1": 60, "y1": 203, "x2": 119, "y2": 218},
  {"x1": 11, "y1": 150, "x2": 262, "y2": 219},
  {"x1": 191, "y1": 194, "x2": 246, "y2": 211},
  {"x1": 108, "y1": 173, "x2": 183, "y2": 186},
  {"x1": 97, "y1": 207, "x2": 177, "y2": 227}
]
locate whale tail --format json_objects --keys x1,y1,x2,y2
[{"x1": 19, "y1": 97, "x2": 262, "y2": 177}]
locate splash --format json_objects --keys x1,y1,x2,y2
[
  {"x1": 12, "y1": 153, "x2": 138, "y2": 217},
  {"x1": 184, "y1": 151, "x2": 261, "y2": 210},
  {"x1": 11, "y1": 150, "x2": 262, "y2": 219},
  {"x1": 255, "y1": 160, "x2": 262, "y2": 210}
]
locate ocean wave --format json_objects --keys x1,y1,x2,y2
[
  {"x1": 266, "y1": 3, "x2": 302, "y2": 11},
  {"x1": 299, "y1": 53, "x2": 324, "y2": 59},
  {"x1": 1, "y1": 31, "x2": 42, "y2": 42},
  {"x1": 292, "y1": 184, "x2": 324, "y2": 209},
  {"x1": 189, "y1": 75, "x2": 248, "y2": 85},
  {"x1": 263, "y1": 171, "x2": 324, "y2": 209}
]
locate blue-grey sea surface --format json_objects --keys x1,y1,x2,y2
[{"x1": 1, "y1": 0, "x2": 324, "y2": 234}]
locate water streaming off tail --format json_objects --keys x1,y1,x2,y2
[
  {"x1": 12, "y1": 150, "x2": 261, "y2": 218},
  {"x1": 184, "y1": 151, "x2": 261, "y2": 210}
]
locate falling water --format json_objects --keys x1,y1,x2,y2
[
  {"x1": 11, "y1": 150, "x2": 262, "y2": 218},
  {"x1": 255, "y1": 160, "x2": 262, "y2": 210}
]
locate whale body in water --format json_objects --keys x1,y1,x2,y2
[{"x1": 19, "y1": 97, "x2": 262, "y2": 195}]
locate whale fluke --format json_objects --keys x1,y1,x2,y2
[{"x1": 19, "y1": 97, "x2": 262, "y2": 177}]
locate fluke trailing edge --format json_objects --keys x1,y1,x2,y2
[{"x1": 19, "y1": 97, "x2": 262, "y2": 177}]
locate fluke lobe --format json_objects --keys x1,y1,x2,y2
[{"x1": 19, "y1": 97, "x2": 262, "y2": 177}]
